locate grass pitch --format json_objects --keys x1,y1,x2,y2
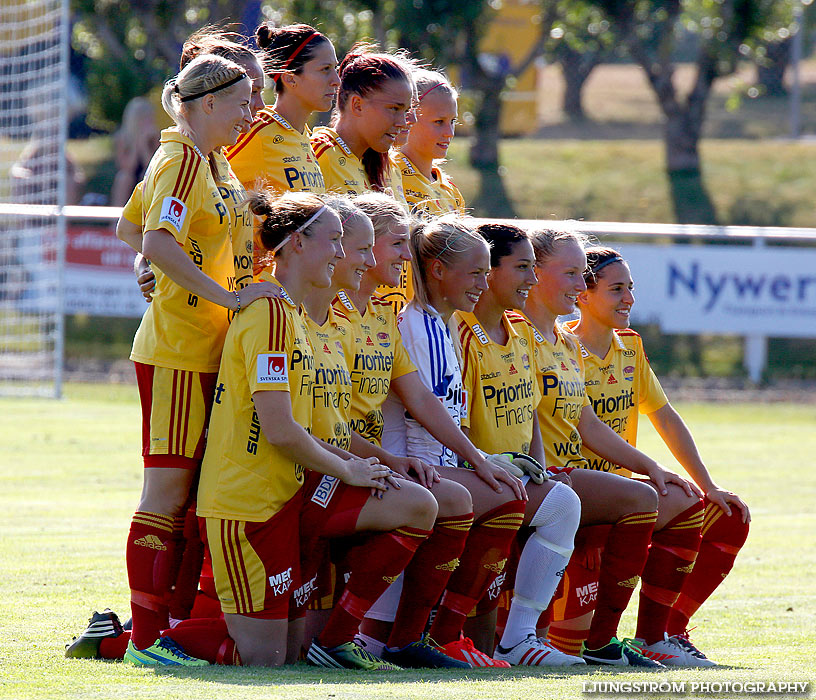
[{"x1": 1, "y1": 384, "x2": 814, "y2": 699}]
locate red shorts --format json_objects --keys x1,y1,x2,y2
[
  {"x1": 292, "y1": 470, "x2": 369, "y2": 614},
  {"x1": 134, "y1": 362, "x2": 217, "y2": 469},
  {"x1": 550, "y1": 524, "x2": 611, "y2": 622},
  {"x1": 203, "y1": 490, "x2": 303, "y2": 620}
]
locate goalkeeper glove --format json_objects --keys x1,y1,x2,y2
[{"x1": 487, "y1": 451, "x2": 547, "y2": 484}]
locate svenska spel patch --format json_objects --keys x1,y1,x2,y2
[
  {"x1": 257, "y1": 353, "x2": 288, "y2": 384},
  {"x1": 159, "y1": 196, "x2": 188, "y2": 230}
]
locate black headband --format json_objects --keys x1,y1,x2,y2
[
  {"x1": 177, "y1": 73, "x2": 246, "y2": 102},
  {"x1": 590, "y1": 255, "x2": 624, "y2": 275}
]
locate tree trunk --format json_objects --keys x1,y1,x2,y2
[
  {"x1": 664, "y1": 109, "x2": 717, "y2": 224},
  {"x1": 756, "y1": 39, "x2": 791, "y2": 97},
  {"x1": 469, "y1": 83, "x2": 517, "y2": 217},
  {"x1": 559, "y1": 47, "x2": 600, "y2": 120}
]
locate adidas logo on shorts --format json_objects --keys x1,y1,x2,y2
[{"x1": 617, "y1": 576, "x2": 639, "y2": 588}]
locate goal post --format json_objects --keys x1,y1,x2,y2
[{"x1": 0, "y1": 0, "x2": 69, "y2": 397}]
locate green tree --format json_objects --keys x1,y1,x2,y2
[
  {"x1": 71, "y1": 0, "x2": 264, "y2": 130},
  {"x1": 393, "y1": 0, "x2": 557, "y2": 216},
  {"x1": 591, "y1": 0, "x2": 796, "y2": 223},
  {"x1": 547, "y1": 1, "x2": 618, "y2": 121}
]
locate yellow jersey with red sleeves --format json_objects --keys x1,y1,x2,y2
[
  {"x1": 453, "y1": 310, "x2": 542, "y2": 455},
  {"x1": 212, "y1": 149, "x2": 253, "y2": 291},
  {"x1": 311, "y1": 127, "x2": 367, "y2": 196},
  {"x1": 197, "y1": 277, "x2": 314, "y2": 522},
  {"x1": 304, "y1": 305, "x2": 354, "y2": 452},
  {"x1": 225, "y1": 107, "x2": 326, "y2": 194},
  {"x1": 565, "y1": 322, "x2": 668, "y2": 477},
  {"x1": 387, "y1": 153, "x2": 408, "y2": 205},
  {"x1": 393, "y1": 152, "x2": 465, "y2": 217},
  {"x1": 310, "y1": 127, "x2": 407, "y2": 205},
  {"x1": 130, "y1": 128, "x2": 235, "y2": 373},
  {"x1": 534, "y1": 323, "x2": 591, "y2": 469},
  {"x1": 122, "y1": 181, "x2": 143, "y2": 225},
  {"x1": 331, "y1": 290, "x2": 416, "y2": 446}
]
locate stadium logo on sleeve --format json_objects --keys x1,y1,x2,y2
[
  {"x1": 257, "y1": 353, "x2": 288, "y2": 383},
  {"x1": 159, "y1": 197, "x2": 187, "y2": 230}
]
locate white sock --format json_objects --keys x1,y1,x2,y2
[
  {"x1": 500, "y1": 482, "x2": 580, "y2": 650},
  {"x1": 354, "y1": 632, "x2": 385, "y2": 657}
]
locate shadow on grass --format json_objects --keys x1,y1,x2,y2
[{"x1": 132, "y1": 661, "x2": 589, "y2": 686}]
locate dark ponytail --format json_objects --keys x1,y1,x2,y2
[{"x1": 255, "y1": 22, "x2": 330, "y2": 93}]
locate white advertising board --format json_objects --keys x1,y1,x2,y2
[{"x1": 618, "y1": 244, "x2": 816, "y2": 338}]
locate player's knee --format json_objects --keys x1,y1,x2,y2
[
  {"x1": 626, "y1": 479, "x2": 659, "y2": 514},
  {"x1": 400, "y1": 481, "x2": 438, "y2": 528},
  {"x1": 433, "y1": 478, "x2": 473, "y2": 517},
  {"x1": 658, "y1": 482, "x2": 702, "y2": 517},
  {"x1": 531, "y1": 482, "x2": 581, "y2": 553}
]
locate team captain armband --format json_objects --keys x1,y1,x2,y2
[
  {"x1": 257, "y1": 353, "x2": 288, "y2": 384},
  {"x1": 159, "y1": 196, "x2": 188, "y2": 231}
]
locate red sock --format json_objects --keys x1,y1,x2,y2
[
  {"x1": 636, "y1": 501, "x2": 704, "y2": 643},
  {"x1": 387, "y1": 513, "x2": 473, "y2": 649},
  {"x1": 318, "y1": 526, "x2": 429, "y2": 649},
  {"x1": 190, "y1": 590, "x2": 223, "y2": 620},
  {"x1": 667, "y1": 500, "x2": 749, "y2": 635},
  {"x1": 162, "y1": 618, "x2": 240, "y2": 664},
  {"x1": 99, "y1": 631, "x2": 131, "y2": 659},
  {"x1": 169, "y1": 504, "x2": 204, "y2": 620},
  {"x1": 586, "y1": 510, "x2": 657, "y2": 650},
  {"x1": 547, "y1": 524, "x2": 609, "y2": 652},
  {"x1": 428, "y1": 500, "x2": 525, "y2": 645},
  {"x1": 126, "y1": 510, "x2": 175, "y2": 649}
]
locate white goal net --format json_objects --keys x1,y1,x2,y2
[{"x1": 0, "y1": 0, "x2": 69, "y2": 397}]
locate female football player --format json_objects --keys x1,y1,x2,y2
[
  {"x1": 225, "y1": 22, "x2": 337, "y2": 201},
  {"x1": 120, "y1": 28, "x2": 268, "y2": 295},
  {"x1": 394, "y1": 69, "x2": 465, "y2": 217},
  {"x1": 311, "y1": 43, "x2": 410, "y2": 202},
  {"x1": 119, "y1": 54, "x2": 279, "y2": 665}
]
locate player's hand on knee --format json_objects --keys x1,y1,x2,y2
[
  {"x1": 343, "y1": 456, "x2": 391, "y2": 492},
  {"x1": 647, "y1": 463, "x2": 699, "y2": 498},
  {"x1": 469, "y1": 453, "x2": 527, "y2": 501},
  {"x1": 707, "y1": 486, "x2": 750, "y2": 522},
  {"x1": 388, "y1": 455, "x2": 437, "y2": 489}
]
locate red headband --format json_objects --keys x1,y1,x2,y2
[
  {"x1": 418, "y1": 82, "x2": 445, "y2": 101},
  {"x1": 271, "y1": 32, "x2": 320, "y2": 81}
]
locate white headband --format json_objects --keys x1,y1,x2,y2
[{"x1": 271, "y1": 205, "x2": 327, "y2": 255}]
